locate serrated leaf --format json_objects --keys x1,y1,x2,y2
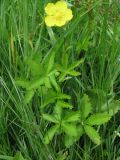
[
  {"x1": 54, "y1": 105, "x2": 62, "y2": 119},
  {"x1": 59, "y1": 72, "x2": 66, "y2": 82},
  {"x1": 42, "y1": 114, "x2": 59, "y2": 123},
  {"x1": 85, "y1": 113, "x2": 111, "y2": 126},
  {"x1": 44, "y1": 124, "x2": 59, "y2": 144},
  {"x1": 24, "y1": 90, "x2": 35, "y2": 104},
  {"x1": 63, "y1": 111, "x2": 80, "y2": 122},
  {"x1": 68, "y1": 70, "x2": 80, "y2": 76},
  {"x1": 84, "y1": 125, "x2": 101, "y2": 145},
  {"x1": 62, "y1": 123, "x2": 78, "y2": 137},
  {"x1": 49, "y1": 74, "x2": 60, "y2": 91},
  {"x1": 13, "y1": 152, "x2": 25, "y2": 160},
  {"x1": 41, "y1": 92, "x2": 71, "y2": 108},
  {"x1": 69, "y1": 59, "x2": 84, "y2": 70},
  {"x1": 81, "y1": 94, "x2": 92, "y2": 119},
  {"x1": 64, "y1": 135, "x2": 75, "y2": 148},
  {"x1": 56, "y1": 93, "x2": 71, "y2": 100},
  {"x1": 41, "y1": 98, "x2": 55, "y2": 108},
  {"x1": 28, "y1": 77, "x2": 44, "y2": 90},
  {"x1": 57, "y1": 100, "x2": 72, "y2": 109}
]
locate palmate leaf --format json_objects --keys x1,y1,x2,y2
[
  {"x1": 63, "y1": 111, "x2": 81, "y2": 122},
  {"x1": 44, "y1": 124, "x2": 59, "y2": 144},
  {"x1": 27, "y1": 71, "x2": 57, "y2": 91},
  {"x1": 80, "y1": 94, "x2": 92, "y2": 119},
  {"x1": 57, "y1": 58, "x2": 83, "y2": 82},
  {"x1": 85, "y1": 113, "x2": 111, "y2": 126},
  {"x1": 41, "y1": 91, "x2": 71, "y2": 108},
  {"x1": 42, "y1": 114, "x2": 59, "y2": 123},
  {"x1": 62, "y1": 123, "x2": 78, "y2": 137},
  {"x1": 84, "y1": 125, "x2": 101, "y2": 145}
]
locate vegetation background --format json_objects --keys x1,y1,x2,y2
[{"x1": 0, "y1": 0, "x2": 120, "y2": 159}]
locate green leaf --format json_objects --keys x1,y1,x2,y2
[
  {"x1": 57, "y1": 100, "x2": 72, "y2": 109},
  {"x1": 56, "y1": 93, "x2": 71, "y2": 100},
  {"x1": 49, "y1": 74, "x2": 60, "y2": 91},
  {"x1": 59, "y1": 72, "x2": 66, "y2": 82},
  {"x1": 41, "y1": 91, "x2": 71, "y2": 108},
  {"x1": 63, "y1": 111, "x2": 80, "y2": 122},
  {"x1": 45, "y1": 52, "x2": 55, "y2": 74},
  {"x1": 81, "y1": 94, "x2": 92, "y2": 119},
  {"x1": 85, "y1": 113, "x2": 111, "y2": 126},
  {"x1": 62, "y1": 123, "x2": 78, "y2": 137},
  {"x1": 64, "y1": 135, "x2": 75, "y2": 148},
  {"x1": 24, "y1": 90, "x2": 35, "y2": 104},
  {"x1": 42, "y1": 114, "x2": 59, "y2": 123},
  {"x1": 68, "y1": 70, "x2": 80, "y2": 76},
  {"x1": 57, "y1": 151, "x2": 68, "y2": 160},
  {"x1": 13, "y1": 152, "x2": 25, "y2": 160},
  {"x1": 69, "y1": 59, "x2": 84, "y2": 70},
  {"x1": 44, "y1": 124, "x2": 59, "y2": 144},
  {"x1": 26, "y1": 58, "x2": 42, "y2": 76},
  {"x1": 77, "y1": 125, "x2": 84, "y2": 138},
  {"x1": 64, "y1": 126, "x2": 84, "y2": 148},
  {"x1": 28, "y1": 77, "x2": 44, "y2": 90},
  {"x1": 54, "y1": 105, "x2": 62, "y2": 120},
  {"x1": 84, "y1": 125, "x2": 101, "y2": 145},
  {"x1": 101, "y1": 100, "x2": 120, "y2": 116},
  {"x1": 15, "y1": 79, "x2": 30, "y2": 89},
  {"x1": 44, "y1": 77, "x2": 52, "y2": 88}
]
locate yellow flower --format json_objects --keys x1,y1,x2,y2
[{"x1": 45, "y1": 1, "x2": 73, "y2": 27}]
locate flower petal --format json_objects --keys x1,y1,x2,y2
[
  {"x1": 45, "y1": 3, "x2": 55, "y2": 15},
  {"x1": 45, "y1": 16, "x2": 56, "y2": 27},
  {"x1": 55, "y1": 19, "x2": 66, "y2": 27},
  {"x1": 65, "y1": 9, "x2": 73, "y2": 21},
  {"x1": 55, "y1": 1, "x2": 67, "y2": 12}
]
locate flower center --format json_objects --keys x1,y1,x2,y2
[{"x1": 55, "y1": 13, "x2": 64, "y2": 21}]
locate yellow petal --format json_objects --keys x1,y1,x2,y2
[
  {"x1": 55, "y1": 19, "x2": 66, "y2": 27},
  {"x1": 45, "y1": 16, "x2": 56, "y2": 27},
  {"x1": 65, "y1": 9, "x2": 73, "y2": 21},
  {"x1": 55, "y1": 1, "x2": 67, "y2": 12},
  {"x1": 45, "y1": 3, "x2": 55, "y2": 15}
]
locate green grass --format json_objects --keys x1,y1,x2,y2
[{"x1": 0, "y1": 0, "x2": 120, "y2": 159}]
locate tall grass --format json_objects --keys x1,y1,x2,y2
[{"x1": 0, "y1": 0, "x2": 120, "y2": 159}]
